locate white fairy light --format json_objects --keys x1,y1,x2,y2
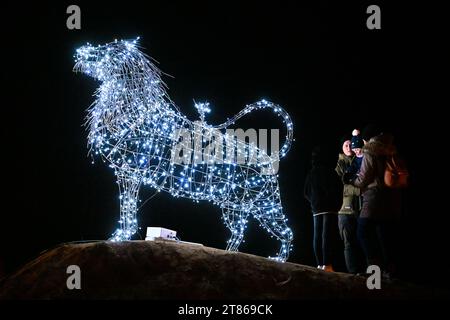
[{"x1": 74, "y1": 38, "x2": 294, "y2": 261}]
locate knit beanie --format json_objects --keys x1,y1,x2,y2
[{"x1": 350, "y1": 129, "x2": 364, "y2": 149}]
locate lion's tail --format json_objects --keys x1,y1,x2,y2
[{"x1": 214, "y1": 99, "x2": 294, "y2": 159}]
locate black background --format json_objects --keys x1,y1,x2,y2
[{"x1": 1, "y1": 1, "x2": 446, "y2": 290}]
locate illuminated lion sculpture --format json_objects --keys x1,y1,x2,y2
[{"x1": 74, "y1": 38, "x2": 294, "y2": 261}]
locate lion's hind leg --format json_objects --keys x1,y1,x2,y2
[{"x1": 251, "y1": 193, "x2": 293, "y2": 262}]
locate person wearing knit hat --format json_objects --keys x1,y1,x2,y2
[
  {"x1": 351, "y1": 129, "x2": 364, "y2": 150},
  {"x1": 345, "y1": 129, "x2": 364, "y2": 180}
]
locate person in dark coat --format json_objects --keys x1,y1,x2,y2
[
  {"x1": 346, "y1": 127, "x2": 402, "y2": 278},
  {"x1": 304, "y1": 146, "x2": 342, "y2": 272}
]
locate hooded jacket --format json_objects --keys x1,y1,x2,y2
[{"x1": 353, "y1": 134, "x2": 401, "y2": 219}]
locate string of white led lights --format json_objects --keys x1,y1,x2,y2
[{"x1": 74, "y1": 38, "x2": 294, "y2": 261}]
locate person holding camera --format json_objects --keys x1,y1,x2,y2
[{"x1": 346, "y1": 125, "x2": 402, "y2": 279}]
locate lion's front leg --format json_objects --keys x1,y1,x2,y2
[{"x1": 109, "y1": 171, "x2": 142, "y2": 241}]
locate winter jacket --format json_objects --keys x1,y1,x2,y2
[
  {"x1": 353, "y1": 134, "x2": 402, "y2": 220},
  {"x1": 304, "y1": 165, "x2": 342, "y2": 215},
  {"x1": 335, "y1": 154, "x2": 361, "y2": 215}
]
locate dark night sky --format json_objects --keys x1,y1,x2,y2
[{"x1": 2, "y1": 1, "x2": 445, "y2": 288}]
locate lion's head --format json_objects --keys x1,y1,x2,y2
[
  {"x1": 74, "y1": 38, "x2": 178, "y2": 147},
  {"x1": 73, "y1": 38, "x2": 158, "y2": 82}
]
